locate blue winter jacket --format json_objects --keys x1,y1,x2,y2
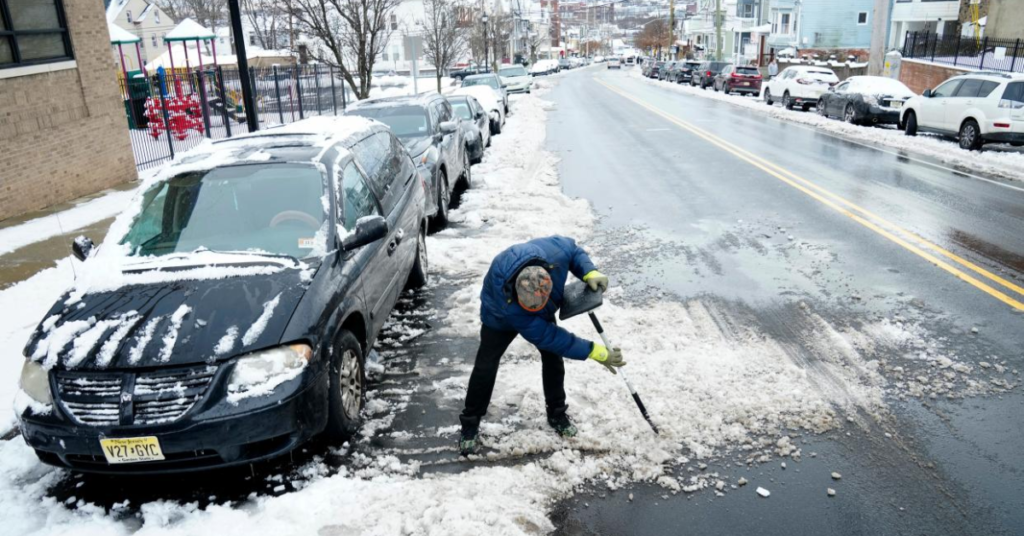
[{"x1": 479, "y1": 236, "x2": 597, "y2": 360}]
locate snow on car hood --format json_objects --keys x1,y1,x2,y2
[{"x1": 24, "y1": 262, "x2": 311, "y2": 371}]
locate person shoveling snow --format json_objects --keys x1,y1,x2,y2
[{"x1": 459, "y1": 236, "x2": 626, "y2": 455}]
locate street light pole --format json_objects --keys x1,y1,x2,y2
[
  {"x1": 482, "y1": 14, "x2": 489, "y2": 71},
  {"x1": 227, "y1": 0, "x2": 258, "y2": 132}
]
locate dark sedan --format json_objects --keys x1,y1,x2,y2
[
  {"x1": 658, "y1": 61, "x2": 679, "y2": 81},
  {"x1": 713, "y1": 65, "x2": 763, "y2": 95},
  {"x1": 15, "y1": 118, "x2": 428, "y2": 474},
  {"x1": 691, "y1": 61, "x2": 732, "y2": 89},
  {"x1": 666, "y1": 61, "x2": 701, "y2": 83},
  {"x1": 347, "y1": 93, "x2": 471, "y2": 227},
  {"x1": 645, "y1": 61, "x2": 666, "y2": 79},
  {"x1": 818, "y1": 76, "x2": 916, "y2": 126},
  {"x1": 448, "y1": 94, "x2": 490, "y2": 164}
]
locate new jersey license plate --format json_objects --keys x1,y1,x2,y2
[{"x1": 100, "y1": 436, "x2": 165, "y2": 464}]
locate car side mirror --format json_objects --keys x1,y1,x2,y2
[
  {"x1": 475, "y1": 110, "x2": 484, "y2": 119},
  {"x1": 922, "y1": 89, "x2": 933, "y2": 98},
  {"x1": 439, "y1": 121, "x2": 457, "y2": 135},
  {"x1": 72, "y1": 235, "x2": 94, "y2": 262},
  {"x1": 501, "y1": 83, "x2": 508, "y2": 89},
  {"x1": 342, "y1": 215, "x2": 388, "y2": 252}
]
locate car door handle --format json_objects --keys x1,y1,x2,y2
[{"x1": 387, "y1": 239, "x2": 398, "y2": 256}]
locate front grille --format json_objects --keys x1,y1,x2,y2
[{"x1": 55, "y1": 365, "x2": 216, "y2": 427}]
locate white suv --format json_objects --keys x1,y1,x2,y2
[
  {"x1": 900, "y1": 72, "x2": 1024, "y2": 151},
  {"x1": 764, "y1": 66, "x2": 840, "y2": 111}
]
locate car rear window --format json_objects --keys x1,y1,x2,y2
[
  {"x1": 710, "y1": 62, "x2": 730, "y2": 70},
  {"x1": 978, "y1": 81, "x2": 999, "y2": 98},
  {"x1": 736, "y1": 67, "x2": 760, "y2": 75},
  {"x1": 1003, "y1": 82, "x2": 1024, "y2": 103},
  {"x1": 686, "y1": 62, "x2": 701, "y2": 68}
]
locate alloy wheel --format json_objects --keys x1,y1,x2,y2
[
  {"x1": 845, "y1": 105, "x2": 856, "y2": 124},
  {"x1": 340, "y1": 348, "x2": 363, "y2": 420}
]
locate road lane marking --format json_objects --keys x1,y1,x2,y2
[{"x1": 596, "y1": 79, "x2": 1024, "y2": 311}]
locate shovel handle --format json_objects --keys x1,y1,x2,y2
[{"x1": 588, "y1": 312, "x2": 637, "y2": 394}]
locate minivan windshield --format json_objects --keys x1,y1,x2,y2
[
  {"x1": 450, "y1": 100, "x2": 473, "y2": 120},
  {"x1": 346, "y1": 106, "x2": 431, "y2": 138},
  {"x1": 499, "y1": 66, "x2": 528, "y2": 77},
  {"x1": 463, "y1": 76, "x2": 499, "y2": 89},
  {"x1": 121, "y1": 164, "x2": 326, "y2": 260}
]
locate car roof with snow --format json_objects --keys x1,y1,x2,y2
[{"x1": 345, "y1": 92, "x2": 446, "y2": 111}]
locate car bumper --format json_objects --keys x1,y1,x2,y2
[
  {"x1": 19, "y1": 371, "x2": 328, "y2": 474},
  {"x1": 727, "y1": 82, "x2": 762, "y2": 93},
  {"x1": 982, "y1": 131, "x2": 1024, "y2": 143},
  {"x1": 864, "y1": 106, "x2": 902, "y2": 124}
]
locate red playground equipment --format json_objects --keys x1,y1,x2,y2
[{"x1": 144, "y1": 94, "x2": 205, "y2": 140}]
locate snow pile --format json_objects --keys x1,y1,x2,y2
[
  {"x1": 628, "y1": 69, "x2": 1024, "y2": 181},
  {"x1": 0, "y1": 188, "x2": 136, "y2": 256}
]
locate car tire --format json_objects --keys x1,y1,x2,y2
[
  {"x1": 817, "y1": 99, "x2": 827, "y2": 116},
  {"x1": 461, "y1": 150, "x2": 472, "y2": 189},
  {"x1": 958, "y1": 119, "x2": 983, "y2": 151},
  {"x1": 407, "y1": 227, "x2": 428, "y2": 289},
  {"x1": 904, "y1": 111, "x2": 918, "y2": 136},
  {"x1": 783, "y1": 92, "x2": 793, "y2": 110},
  {"x1": 491, "y1": 118, "x2": 502, "y2": 135},
  {"x1": 325, "y1": 330, "x2": 365, "y2": 440},
  {"x1": 844, "y1": 104, "x2": 857, "y2": 124},
  {"x1": 469, "y1": 142, "x2": 482, "y2": 165},
  {"x1": 765, "y1": 89, "x2": 773, "y2": 105},
  {"x1": 433, "y1": 171, "x2": 450, "y2": 229}
]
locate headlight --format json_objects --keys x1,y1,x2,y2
[
  {"x1": 227, "y1": 343, "x2": 312, "y2": 400},
  {"x1": 19, "y1": 359, "x2": 52, "y2": 405},
  {"x1": 863, "y1": 95, "x2": 879, "y2": 106}
]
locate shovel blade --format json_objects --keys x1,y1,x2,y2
[{"x1": 559, "y1": 281, "x2": 604, "y2": 320}]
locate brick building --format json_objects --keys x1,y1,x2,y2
[{"x1": 0, "y1": 0, "x2": 136, "y2": 222}]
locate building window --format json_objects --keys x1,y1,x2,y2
[
  {"x1": 151, "y1": 35, "x2": 157, "y2": 47},
  {"x1": 0, "y1": 0, "x2": 74, "y2": 69},
  {"x1": 780, "y1": 13, "x2": 791, "y2": 35},
  {"x1": 155, "y1": 12, "x2": 160, "y2": 24},
  {"x1": 391, "y1": 14, "x2": 397, "y2": 30},
  {"x1": 126, "y1": 10, "x2": 132, "y2": 23},
  {"x1": 858, "y1": 12, "x2": 868, "y2": 25}
]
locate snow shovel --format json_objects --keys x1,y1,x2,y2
[{"x1": 560, "y1": 282, "x2": 660, "y2": 435}]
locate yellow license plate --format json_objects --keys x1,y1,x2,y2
[{"x1": 100, "y1": 436, "x2": 165, "y2": 464}]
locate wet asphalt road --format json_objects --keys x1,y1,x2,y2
[{"x1": 545, "y1": 67, "x2": 1024, "y2": 535}]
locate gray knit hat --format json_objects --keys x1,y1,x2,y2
[{"x1": 516, "y1": 266, "x2": 553, "y2": 312}]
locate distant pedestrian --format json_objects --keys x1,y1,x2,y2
[{"x1": 768, "y1": 58, "x2": 779, "y2": 79}]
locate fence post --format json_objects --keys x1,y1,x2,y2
[
  {"x1": 909, "y1": 32, "x2": 917, "y2": 58},
  {"x1": 314, "y1": 64, "x2": 322, "y2": 115},
  {"x1": 197, "y1": 69, "x2": 213, "y2": 139},
  {"x1": 273, "y1": 65, "x2": 285, "y2": 124},
  {"x1": 295, "y1": 67, "x2": 305, "y2": 120},
  {"x1": 1011, "y1": 39, "x2": 1021, "y2": 73},
  {"x1": 979, "y1": 37, "x2": 989, "y2": 70},
  {"x1": 216, "y1": 66, "x2": 232, "y2": 138},
  {"x1": 953, "y1": 33, "x2": 961, "y2": 67},
  {"x1": 157, "y1": 78, "x2": 175, "y2": 160},
  {"x1": 931, "y1": 33, "x2": 938, "y2": 62},
  {"x1": 330, "y1": 66, "x2": 338, "y2": 115},
  {"x1": 248, "y1": 67, "x2": 260, "y2": 126}
]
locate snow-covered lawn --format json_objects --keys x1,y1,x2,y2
[
  {"x1": 627, "y1": 68, "x2": 1024, "y2": 182},
  {"x1": 0, "y1": 78, "x2": 1006, "y2": 536}
]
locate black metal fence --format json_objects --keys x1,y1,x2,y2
[
  {"x1": 902, "y1": 32, "x2": 1024, "y2": 73},
  {"x1": 119, "y1": 64, "x2": 355, "y2": 170}
]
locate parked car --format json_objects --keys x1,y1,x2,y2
[
  {"x1": 450, "y1": 65, "x2": 489, "y2": 82},
  {"x1": 498, "y1": 64, "x2": 532, "y2": 94},
  {"x1": 347, "y1": 93, "x2": 471, "y2": 226},
  {"x1": 15, "y1": 117, "x2": 428, "y2": 474},
  {"x1": 818, "y1": 76, "x2": 915, "y2": 126},
  {"x1": 530, "y1": 59, "x2": 560, "y2": 76},
  {"x1": 658, "y1": 61, "x2": 678, "y2": 81},
  {"x1": 763, "y1": 65, "x2": 839, "y2": 110},
  {"x1": 606, "y1": 57, "x2": 621, "y2": 69},
  {"x1": 646, "y1": 61, "x2": 666, "y2": 79},
  {"x1": 447, "y1": 94, "x2": 490, "y2": 164},
  {"x1": 462, "y1": 73, "x2": 510, "y2": 115},
  {"x1": 452, "y1": 85, "x2": 506, "y2": 136},
  {"x1": 713, "y1": 65, "x2": 763, "y2": 95},
  {"x1": 690, "y1": 61, "x2": 732, "y2": 89},
  {"x1": 594, "y1": 55, "x2": 606, "y2": 63},
  {"x1": 901, "y1": 72, "x2": 1024, "y2": 150},
  {"x1": 558, "y1": 58, "x2": 572, "y2": 71},
  {"x1": 666, "y1": 61, "x2": 701, "y2": 83}
]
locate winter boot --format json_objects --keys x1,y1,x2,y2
[
  {"x1": 459, "y1": 428, "x2": 481, "y2": 456},
  {"x1": 547, "y1": 414, "x2": 578, "y2": 438}
]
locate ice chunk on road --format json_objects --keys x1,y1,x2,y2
[{"x1": 756, "y1": 487, "x2": 771, "y2": 498}]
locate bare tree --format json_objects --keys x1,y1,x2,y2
[
  {"x1": 421, "y1": 0, "x2": 467, "y2": 93},
  {"x1": 527, "y1": 28, "x2": 547, "y2": 64},
  {"x1": 155, "y1": 0, "x2": 226, "y2": 31},
  {"x1": 291, "y1": 0, "x2": 402, "y2": 99},
  {"x1": 634, "y1": 19, "x2": 670, "y2": 57}
]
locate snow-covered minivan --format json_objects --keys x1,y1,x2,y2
[
  {"x1": 15, "y1": 117, "x2": 428, "y2": 473},
  {"x1": 901, "y1": 72, "x2": 1024, "y2": 151}
]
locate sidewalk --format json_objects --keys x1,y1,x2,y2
[{"x1": 0, "y1": 182, "x2": 137, "y2": 290}]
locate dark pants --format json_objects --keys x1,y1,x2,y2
[{"x1": 460, "y1": 324, "x2": 568, "y2": 431}]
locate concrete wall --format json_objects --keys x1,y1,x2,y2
[
  {"x1": 897, "y1": 58, "x2": 971, "y2": 94},
  {"x1": 0, "y1": 2, "x2": 137, "y2": 223},
  {"x1": 987, "y1": 1, "x2": 1024, "y2": 40}
]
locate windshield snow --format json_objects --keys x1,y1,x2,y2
[
  {"x1": 463, "y1": 76, "x2": 500, "y2": 89},
  {"x1": 120, "y1": 163, "x2": 326, "y2": 260}
]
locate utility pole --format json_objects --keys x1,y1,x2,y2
[
  {"x1": 228, "y1": 0, "x2": 258, "y2": 132},
  {"x1": 669, "y1": 0, "x2": 675, "y2": 60},
  {"x1": 714, "y1": 0, "x2": 722, "y2": 61}
]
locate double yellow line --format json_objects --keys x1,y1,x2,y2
[{"x1": 597, "y1": 79, "x2": 1024, "y2": 311}]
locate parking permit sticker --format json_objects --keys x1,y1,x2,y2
[{"x1": 298, "y1": 238, "x2": 316, "y2": 249}]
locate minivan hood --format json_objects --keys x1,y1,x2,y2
[{"x1": 25, "y1": 266, "x2": 312, "y2": 371}]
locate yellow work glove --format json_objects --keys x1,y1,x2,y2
[
  {"x1": 582, "y1": 270, "x2": 609, "y2": 292},
  {"x1": 588, "y1": 343, "x2": 626, "y2": 375}
]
